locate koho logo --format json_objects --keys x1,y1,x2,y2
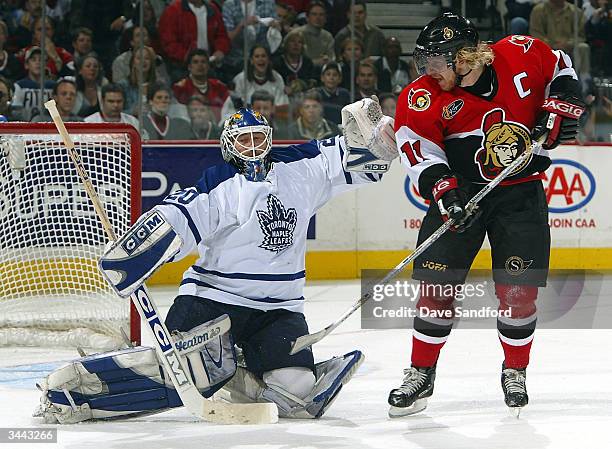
[{"x1": 543, "y1": 159, "x2": 595, "y2": 213}]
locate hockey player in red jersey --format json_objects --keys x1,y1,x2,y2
[{"x1": 388, "y1": 13, "x2": 584, "y2": 417}]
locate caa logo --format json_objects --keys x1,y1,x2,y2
[
  {"x1": 543, "y1": 159, "x2": 595, "y2": 213},
  {"x1": 404, "y1": 176, "x2": 429, "y2": 211}
]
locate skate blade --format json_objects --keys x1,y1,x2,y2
[
  {"x1": 388, "y1": 398, "x2": 428, "y2": 418},
  {"x1": 508, "y1": 406, "x2": 524, "y2": 419}
]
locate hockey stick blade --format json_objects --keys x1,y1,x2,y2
[
  {"x1": 45, "y1": 100, "x2": 278, "y2": 425},
  {"x1": 290, "y1": 143, "x2": 540, "y2": 355}
]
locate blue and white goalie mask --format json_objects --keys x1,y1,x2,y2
[{"x1": 221, "y1": 108, "x2": 273, "y2": 182}]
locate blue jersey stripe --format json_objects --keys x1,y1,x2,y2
[
  {"x1": 339, "y1": 145, "x2": 353, "y2": 184},
  {"x1": 191, "y1": 266, "x2": 306, "y2": 281},
  {"x1": 161, "y1": 202, "x2": 202, "y2": 244},
  {"x1": 181, "y1": 278, "x2": 305, "y2": 303},
  {"x1": 272, "y1": 140, "x2": 321, "y2": 163}
]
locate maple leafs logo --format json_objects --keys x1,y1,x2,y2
[{"x1": 257, "y1": 194, "x2": 297, "y2": 253}]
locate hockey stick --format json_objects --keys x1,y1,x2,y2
[
  {"x1": 290, "y1": 141, "x2": 542, "y2": 355},
  {"x1": 45, "y1": 100, "x2": 278, "y2": 425}
]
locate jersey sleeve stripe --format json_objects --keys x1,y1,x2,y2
[
  {"x1": 161, "y1": 202, "x2": 203, "y2": 244},
  {"x1": 191, "y1": 265, "x2": 306, "y2": 281},
  {"x1": 180, "y1": 278, "x2": 305, "y2": 303}
]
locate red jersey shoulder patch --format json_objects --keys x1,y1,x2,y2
[
  {"x1": 507, "y1": 35, "x2": 535, "y2": 53},
  {"x1": 408, "y1": 88, "x2": 432, "y2": 112}
]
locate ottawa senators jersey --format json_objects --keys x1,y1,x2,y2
[{"x1": 395, "y1": 35, "x2": 578, "y2": 195}]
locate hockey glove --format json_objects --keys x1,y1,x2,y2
[
  {"x1": 532, "y1": 95, "x2": 585, "y2": 150},
  {"x1": 432, "y1": 175, "x2": 480, "y2": 232}
]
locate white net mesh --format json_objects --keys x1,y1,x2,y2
[{"x1": 0, "y1": 126, "x2": 138, "y2": 350}]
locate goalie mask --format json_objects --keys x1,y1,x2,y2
[
  {"x1": 413, "y1": 12, "x2": 478, "y2": 81},
  {"x1": 221, "y1": 108, "x2": 273, "y2": 182}
]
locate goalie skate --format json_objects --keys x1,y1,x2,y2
[
  {"x1": 501, "y1": 364, "x2": 528, "y2": 417},
  {"x1": 388, "y1": 366, "x2": 436, "y2": 418}
]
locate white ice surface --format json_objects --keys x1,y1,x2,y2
[{"x1": 1, "y1": 281, "x2": 611, "y2": 449}]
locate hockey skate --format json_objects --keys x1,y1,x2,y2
[
  {"x1": 501, "y1": 364, "x2": 528, "y2": 417},
  {"x1": 388, "y1": 365, "x2": 436, "y2": 417}
]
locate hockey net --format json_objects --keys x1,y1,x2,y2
[{"x1": 0, "y1": 123, "x2": 141, "y2": 350}]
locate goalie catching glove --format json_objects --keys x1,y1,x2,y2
[
  {"x1": 532, "y1": 94, "x2": 585, "y2": 150},
  {"x1": 341, "y1": 95, "x2": 398, "y2": 173}
]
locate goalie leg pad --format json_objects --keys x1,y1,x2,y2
[
  {"x1": 33, "y1": 346, "x2": 182, "y2": 424},
  {"x1": 99, "y1": 209, "x2": 183, "y2": 297},
  {"x1": 34, "y1": 317, "x2": 237, "y2": 424},
  {"x1": 260, "y1": 350, "x2": 364, "y2": 419}
]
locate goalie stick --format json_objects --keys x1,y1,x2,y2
[
  {"x1": 44, "y1": 100, "x2": 278, "y2": 425},
  {"x1": 290, "y1": 141, "x2": 543, "y2": 355}
]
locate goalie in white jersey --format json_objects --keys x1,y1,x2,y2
[{"x1": 35, "y1": 103, "x2": 399, "y2": 423}]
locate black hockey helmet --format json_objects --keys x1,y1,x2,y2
[{"x1": 413, "y1": 12, "x2": 479, "y2": 76}]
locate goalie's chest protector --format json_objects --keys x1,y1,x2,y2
[{"x1": 177, "y1": 158, "x2": 323, "y2": 312}]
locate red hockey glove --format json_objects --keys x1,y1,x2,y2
[
  {"x1": 532, "y1": 96, "x2": 585, "y2": 150},
  {"x1": 432, "y1": 175, "x2": 480, "y2": 233}
]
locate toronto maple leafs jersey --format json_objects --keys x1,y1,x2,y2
[
  {"x1": 154, "y1": 136, "x2": 380, "y2": 313},
  {"x1": 395, "y1": 35, "x2": 578, "y2": 198}
]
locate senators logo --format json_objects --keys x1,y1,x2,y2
[
  {"x1": 474, "y1": 109, "x2": 532, "y2": 181},
  {"x1": 408, "y1": 88, "x2": 431, "y2": 112},
  {"x1": 508, "y1": 35, "x2": 534, "y2": 53},
  {"x1": 443, "y1": 27, "x2": 454, "y2": 40},
  {"x1": 442, "y1": 99, "x2": 464, "y2": 119}
]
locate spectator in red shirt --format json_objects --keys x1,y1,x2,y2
[
  {"x1": 159, "y1": 0, "x2": 230, "y2": 80},
  {"x1": 172, "y1": 49, "x2": 229, "y2": 120}
]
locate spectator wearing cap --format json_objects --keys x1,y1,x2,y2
[
  {"x1": 84, "y1": 83, "x2": 140, "y2": 130},
  {"x1": 317, "y1": 62, "x2": 349, "y2": 125},
  {"x1": 11, "y1": 46, "x2": 55, "y2": 121},
  {"x1": 159, "y1": 0, "x2": 230, "y2": 80},
  {"x1": 355, "y1": 60, "x2": 379, "y2": 100},
  {"x1": 172, "y1": 49, "x2": 229, "y2": 121},
  {"x1": 71, "y1": 27, "x2": 93, "y2": 62},
  {"x1": 222, "y1": 0, "x2": 280, "y2": 79},
  {"x1": 20, "y1": 16, "x2": 73, "y2": 79},
  {"x1": 273, "y1": 32, "x2": 317, "y2": 98},
  {"x1": 373, "y1": 37, "x2": 412, "y2": 95},
  {"x1": 288, "y1": 1, "x2": 334, "y2": 67},
  {"x1": 31, "y1": 77, "x2": 83, "y2": 122},
  {"x1": 187, "y1": 95, "x2": 222, "y2": 139},
  {"x1": 142, "y1": 82, "x2": 194, "y2": 139},
  {"x1": 72, "y1": 52, "x2": 109, "y2": 118},
  {"x1": 0, "y1": 20, "x2": 24, "y2": 81},
  {"x1": 288, "y1": 89, "x2": 339, "y2": 140},
  {"x1": 334, "y1": 1, "x2": 385, "y2": 59}
]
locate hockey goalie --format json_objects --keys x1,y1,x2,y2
[{"x1": 34, "y1": 102, "x2": 397, "y2": 423}]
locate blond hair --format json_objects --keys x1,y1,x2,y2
[{"x1": 456, "y1": 42, "x2": 494, "y2": 70}]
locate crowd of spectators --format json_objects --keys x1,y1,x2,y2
[{"x1": 0, "y1": 0, "x2": 609, "y2": 142}]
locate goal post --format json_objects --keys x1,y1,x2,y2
[{"x1": 0, "y1": 122, "x2": 141, "y2": 349}]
